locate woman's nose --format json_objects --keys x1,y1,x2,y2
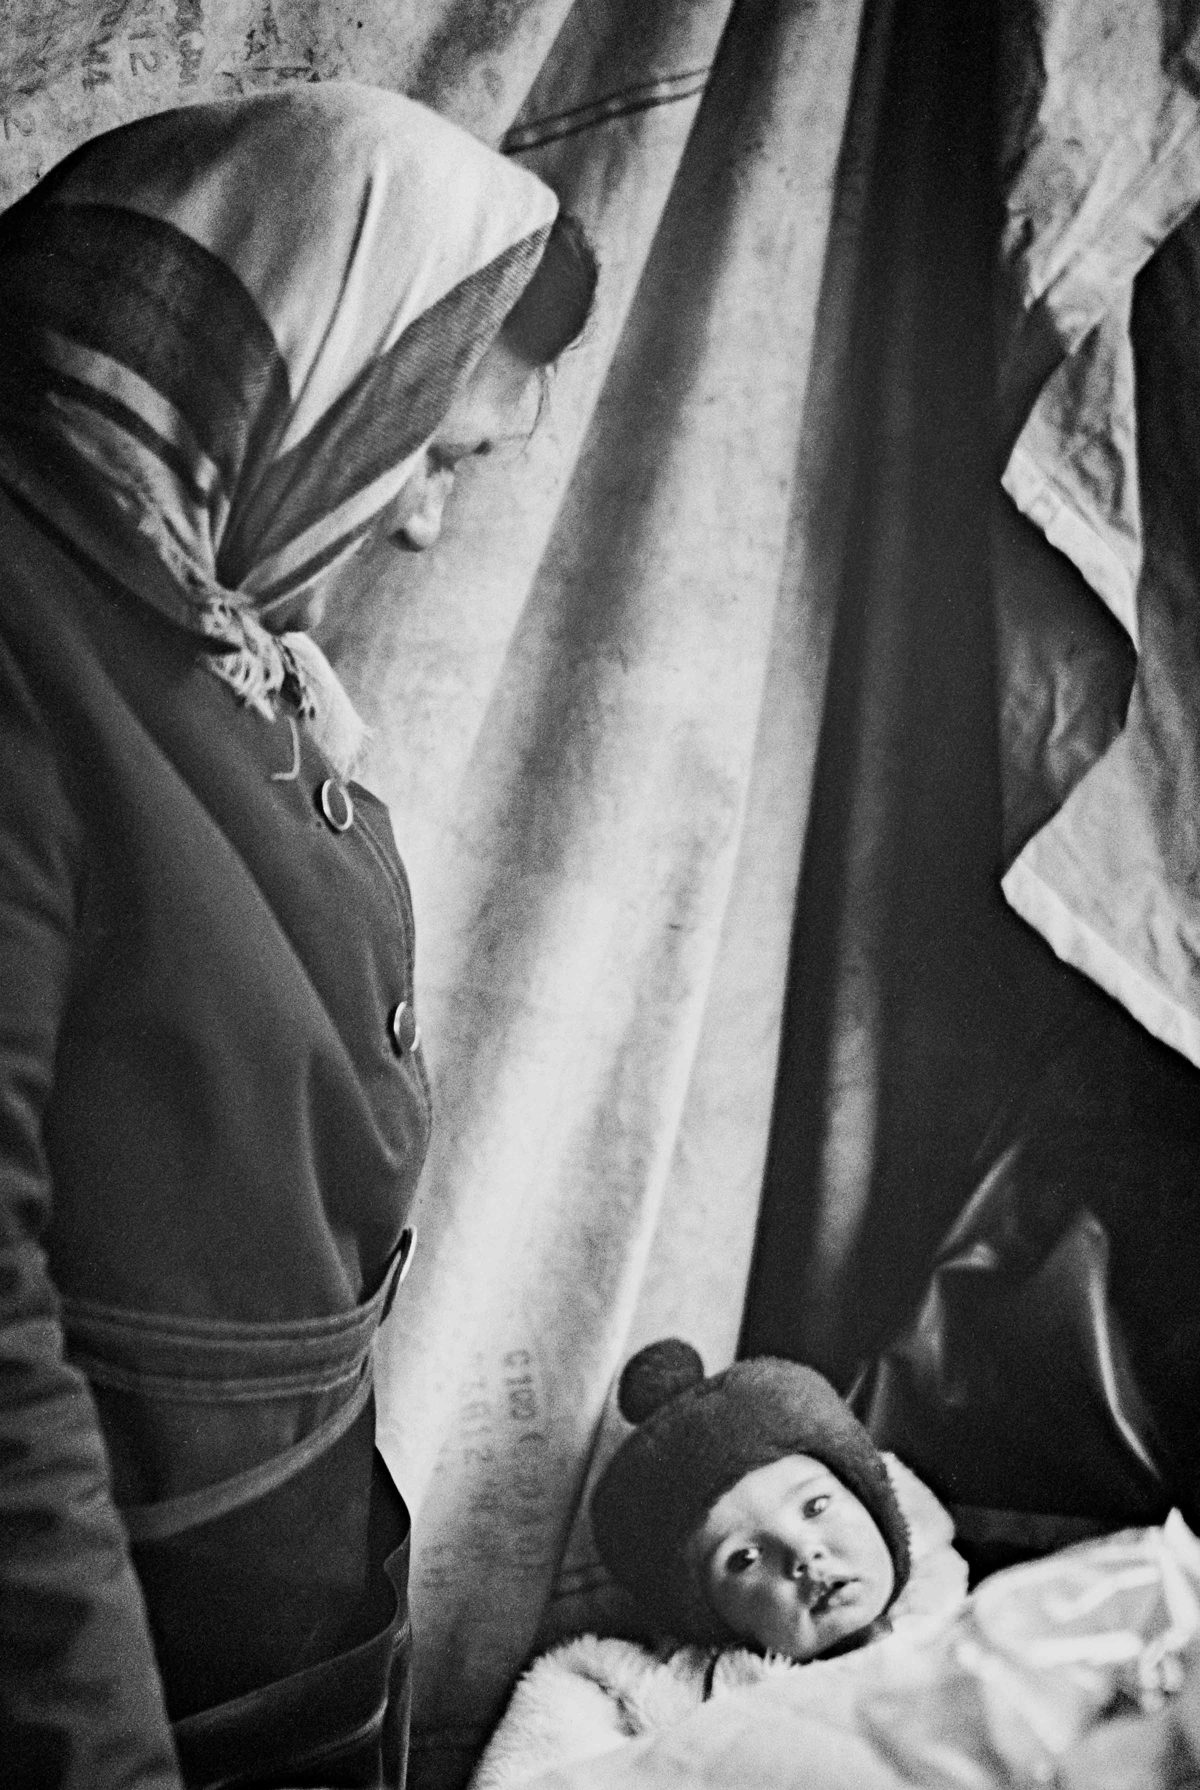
[{"x1": 393, "y1": 466, "x2": 454, "y2": 551}]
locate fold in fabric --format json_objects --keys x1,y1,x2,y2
[{"x1": 998, "y1": 0, "x2": 1200, "y2": 1067}]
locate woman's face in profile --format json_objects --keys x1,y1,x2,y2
[
  {"x1": 270, "y1": 335, "x2": 542, "y2": 632},
  {"x1": 385, "y1": 334, "x2": 543, "y2": 552}
]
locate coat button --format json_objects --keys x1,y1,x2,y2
[
  {"x1": 389, "y1": 1000, "x2": 420, "y2": 1056},
  {"x1": 317, "y1": 778, "x2": 354, "y2": 832}
]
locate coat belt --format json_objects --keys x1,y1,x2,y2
[{"x1": 60, "y1": 1227, "x2": 415, "y2": 1542}]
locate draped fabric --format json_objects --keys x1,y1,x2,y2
[
  {"x1": 338, "y1": 6, "x2": 876, "y2": 1780},
  {"x1": 995, "y1": 1, "x2": 1200, "y2": 1069},
  {"x1": 2, "y1": 3, "x2": 875, "y2": 1784},
  {"x1": 741, "y1": 0, "x2": 1018, "y2": 1386},
  {"x1": 744, "y1": 0, "x2": 1200, "y2": 1563}
]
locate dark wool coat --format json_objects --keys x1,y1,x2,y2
[{"x1": 0, "y1": 483, "x2": 432, "y2": 1787}]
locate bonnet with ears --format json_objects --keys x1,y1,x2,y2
[{"x1": 590, "y1": 1339, "x2": 912, "y2": 1642}]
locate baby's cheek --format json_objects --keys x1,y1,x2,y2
[{"x1": 720, "y1": 1578, "x2": 769, "y2": 1644}]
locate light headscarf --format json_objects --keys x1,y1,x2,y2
[{"x1": 0, "y1": 84, "x2": 558, "y2": 755}]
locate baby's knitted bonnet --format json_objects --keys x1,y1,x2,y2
[{"x1": 590, "y1": 1339, "x2": 911, "y2": 1640}]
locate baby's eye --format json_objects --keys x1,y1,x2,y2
[
  {"x1": 801, "y1": 1493, "x2": 831, "y2": 1519},
  {"x1": 723, "y1": 1545, "x2": 760, "y2": 1576}
]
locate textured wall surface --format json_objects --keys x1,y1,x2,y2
[{"x1": 0, "y1": 0, "x2": 569, "y2": 206}]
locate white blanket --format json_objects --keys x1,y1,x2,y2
[{"x1": 473, "y1": 1500, "x2": 1200, "y2": 1790}]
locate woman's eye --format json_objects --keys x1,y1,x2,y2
[
  {"x1": 723, "y1": 1546, "x2": 759, "y2": 1576},
  {"x1": 430, "y1": 441, "x2": 490, "y2": 473},
  {"x1": 802, "y1": 1494, "x2": 831, "y2": 1519}
]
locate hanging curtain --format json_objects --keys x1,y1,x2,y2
[
  {"x1": 330, "y1": 4, "x2": 879, "y2": 1781},
  {"x1": 995, "y1": 1, "x2": 1200, "y2": 1068},
  {"x1": 741, "y1": 0, "x2": 1016, "y2": 1386},
  {"x1": 743, "y1": 0, "x2": 1200, "y2": 1581}
]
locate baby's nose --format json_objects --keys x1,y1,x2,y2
[{"x1": 787, "y1": 1540, "x2": 827, "y2": 1580}]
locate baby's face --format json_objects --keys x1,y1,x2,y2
[{"x1": 685, "y1": 1454, "x2": 895, "y2": 1661}]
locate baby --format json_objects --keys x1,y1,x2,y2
[
  {"x1": 470, "y1": 1340, "x2": 964, "y2": 1789},
  {"x1": 474, "y1": 1341, "x2": 1200, "y2": 1790},
  {"x1": 589, "y1": 1336, "x2": 911, "y2": 1662}
]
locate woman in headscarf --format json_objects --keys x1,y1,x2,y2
[{"x1": 0, "y1": 82, "x2": 596, "y2": 1790}]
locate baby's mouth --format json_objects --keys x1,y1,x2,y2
[{"x1": 806, "y1": 1577, "x2": 853, "y2": 1616}]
